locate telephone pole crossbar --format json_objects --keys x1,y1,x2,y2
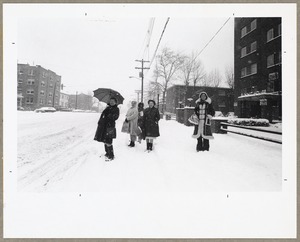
[{"x1": 135, "y1": 59, "x2": 150, "y2": 103}]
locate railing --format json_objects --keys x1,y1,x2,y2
[{"x1": 220, "y1": 122, "x2": 282, "y2": 144}]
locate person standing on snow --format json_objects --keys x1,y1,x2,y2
[
  {"x1": 192, "y1": 92, "x2": 215, "y2": 152},
  {"x1": 137, "y1": 102, "x2": 145, "y2": 143},
  {"x1": 94, "y1": 97, "x2": 120, "y2": 161},
  {"x1": 143, "y1": 100, "x2": 160, "y2": 152},
  {"x1": 125, "y1": 101, "x2": 139, "y2": 147}
]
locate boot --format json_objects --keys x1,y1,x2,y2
[
  {"x1": 146, "y1": 142, "x2": 150, "y2": 151},
  {"x1": 104, "y1": 144, "x2": 109, "y2": 157},
  {"x1": 106, "y1": 145, "x2": 114, "y2": 161},
  {"x1": 203, "y1": 139, "x2": 210, "y2": 151},
  {"x1": 197, "y1": 138, "x2": 203, "y2": 152},
  {"x1": 149, "y1": 143, "x2": 153, "y2": 151}
]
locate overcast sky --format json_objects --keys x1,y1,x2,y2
[{"x1": 17, "y1": 16, "x2": 234, "y2": 101}]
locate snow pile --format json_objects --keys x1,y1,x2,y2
[
  {"x1": 17, "y1": 112, "x2": 282, "y2": 192},
  {"x1": 228, "y1": 118, "x2": 270, "y2": 126}
]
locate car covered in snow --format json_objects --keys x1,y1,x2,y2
[{"x1": 34, "y1": 107, "x2": 56, "y2": 113}]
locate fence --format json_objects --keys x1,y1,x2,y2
[{"x1": 220, "y1": 122, "x2": 282, "y2": 144}]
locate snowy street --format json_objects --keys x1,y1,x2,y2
[{"x1": 17, "y1": 111, "x2": 282, "y2": 192}]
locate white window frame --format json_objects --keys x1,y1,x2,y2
[
  {"x1": 41, "y1": 81, "x2": 45, "y2": 87},
  {"x1": 26, "y1": 97, "x2": 34, "y2": 104},
  {"x1": 18, "y1": 79, "x2": 23, "y2": 84},
  {"x1": 48, "y1": 100, "x2": 52, "y2": 104},
  {"x1": 250, "y1": 41, "x2": 257, "y2": 52},
  {"x1": 26, "y1": 89, "x2": 34, "y2": 95},
  {"x1": 40, "y1": 90, "x2": 45, "y2": 95},
  {"x1": 267, "y1": 28, "x2": 274, "y2": 42},
  {"x1": 250, "y1": 19, "x2": 257, "y2": 31},
  {"x1": 251, "y1": 63, "x2": 257, "y2": 74},
  {"x1": 241, "y1": 26, "x2": 247, "y2": 38},
  {"x1": 241, "y1": 47, "x2": 247, "y2": 57}
]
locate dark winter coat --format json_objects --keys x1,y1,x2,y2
[
  {"x1": 94, "y1": 104, "x2": 120, "y2": 143},
  {"x1": 192, "y1": 92, "x2": 215, "y2": 139},
  {"x1": 137, "y1": 106, "x2": 145, "y2": 139},
  {"x1": 143, "y1": 107, "x2": 160, "y2": 138}
]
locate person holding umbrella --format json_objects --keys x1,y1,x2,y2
[
  {"x1": 143, "y1": 100, "x2": 160, "y2": 152},
  {"x1": 94, "y1": 97, "x2": 120, "y2": 161}
]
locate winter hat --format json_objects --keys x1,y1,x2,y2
[
  {"x1": 148, "y1": 99, "x2": 156, "y2": 106},
  {"x1": 196, "y1": 92, "x2": 211, "y2": 104},
  {"x1": 131, "y1": 100, "x2": 137, "y2": 106},
  {"x1": 138, "y1": 102, "x2": 144, "y2": 108}
]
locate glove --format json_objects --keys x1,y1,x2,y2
[{"x1": 125, "y1": 118, "x2": 129, "y2": 123}]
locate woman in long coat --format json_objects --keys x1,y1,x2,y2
[
  {"x1": 143, "y1": 100, "x2": 160, "y2": 151},
  {"x1": 125, "y1": 101, "x2": 139, "y2": 147},
  {"x1": 192, "y1": 92, "x2": 215, "y2": 151},
  {"x1": 94, "y1": 97, "x2": 120, "y2": 160},
  {"x1": 137, "y1": 102, "x2": 144, "y2": 143}
]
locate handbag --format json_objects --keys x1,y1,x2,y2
[
  {"x1": 188, "y1": 113, "x2": 200, "y2": 125},
  {"x1": 106, "y1": 127, "x2": 116, "y2": 139},
  {"x1": 121, "y1": 121, "x2": 129, "y2": 133}
]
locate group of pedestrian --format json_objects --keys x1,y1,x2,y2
[{"x1": 94, "y1": 91, "x2": 214, "y2": 161}]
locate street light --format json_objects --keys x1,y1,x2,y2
[{"x1": 129, "y1": 76, "x2": 144, "y2": 103}]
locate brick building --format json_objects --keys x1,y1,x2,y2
[
  {"x1": 166, "y1": 85, "x2": 234, "y2": 115},
  {"x1": 69, "y1": 93, "x2": 93, "y2": 110},
  {"x1": 234, "y1": 18, "x2": 282, "y2": 122},
  {"x1": 17, "y1": 64, "x2": 61, "y2": 110}
]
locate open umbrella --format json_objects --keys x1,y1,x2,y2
[{"x1": 93, "y1": 88, "x2": 124, "y2": 105}]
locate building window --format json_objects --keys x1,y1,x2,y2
[
  {"x1": 26, "y1": 97, "x2": 34, "y2": 104},
  {"x1": 40, "y1": 90, "x2": 45, "y2": 95},
  {"x1": 42, "y1": 72, "x2": 46, "y2": 78},
  {"x1": 278, "y1": 23, "x2": 281, "y2": 36},
  {"x1": 28, "y1": 69, "x2": 34, "y2": 76},
  {"x1": 49, "y1": 93, "x2": 53, "y2": 97},
  {"x1": 48, "y1": 100, "x2": 52, "y2": 104},
  {"x1": 250, "y1": 41, "x2": 257, "y2": 52},
  {"x1": 267, "y1": 54, "x2": 275, "y2": 67},
  {"x1": 41, "y1": 81, "x2": 45, "y2": 87},
  {"x1": 27, "y1": 79, "x2": 35, "y2": 85},
  {"x1": 18, "y1": 79, "x2": 23, "y2": 84},
  {"x1": 251, "y1": 63, "x2": 257, "y2": 74},
  {"x1": 241, "y1": 26, "x2": 247, "y2": 38},
  {"x1": 241, "y1": 47, "x2": 247, "y2": 57},
  {"x1": 218, "y1": 102, "x2": 226, "y2": 108},
  {"x1": 250, "y1": 19, "x2": 257, "y2": 31},
  {"x1": 241, "y1": 19, "x2": 257, "y2": 39},
  {"x1": 27, "y1": 89, "x2": 34, "y2": 94},
  {"x1": 19, "y1": 69, "x2": 24, "y2": 74},
  {"x1": 49, "y1": 83, "x2": 53, "y2": 88},
  {"x1": 18, "y1": 87, "x2": 22, "y2": 93},
  {"x1": 241, "y1": 67, "x2": 247, "y2": 77},
  {"x1": 219, "y1": 90, "x2": 226, "y2": 96},
  {"x1": 40, "y1": 99, "x2": 44, "y2": 104},
  {"x1": 267, "y1": 28, "x2": 274, "y2": 42}
]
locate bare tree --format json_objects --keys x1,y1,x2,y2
[
  {"x1": 154, "y1": 47, "x2": 185, "y2": 113},
  {"x1": 207, "y1": 69, "x2": 222, "y2": 87},
  {"x1": 225, "y1": 65, "x2": 234, "y2": 89},
  {"x1": 191, "y1": 58, "x2": 206, "y2": 90}
]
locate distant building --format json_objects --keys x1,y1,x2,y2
[
  {"x1": 17, "y1": 64, "x2": 61, "y2": 110},
  {"x1": 166, "y1": 85, "x2": 234, "y2": 115},
  {"x1": 234, "y1": 18, "x2": 282, "y2": 122},
  {"x1": 60, "y1": 92, "x2": 70, "y2": 108},
  {"x1": 69, "y1": 93, "x2": 93, "y2": 110}
]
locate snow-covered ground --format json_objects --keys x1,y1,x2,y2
[{"x1": 17, "y1": 111, "x2": 282, "y2": 192}]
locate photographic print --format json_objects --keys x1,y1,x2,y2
[{"x1": 3, "y1": 3, "x2": 297, "y2": 238}]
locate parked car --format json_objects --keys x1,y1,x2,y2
[
  {"x1": 34, "y1": 107, "x2": 56, "y2": 113},
  {"x1": 17, "y1": 106, "x2": 24, "y2": 111},
  {"x1": 58, "y1": 108, "x2": 72, "y2": 112}
]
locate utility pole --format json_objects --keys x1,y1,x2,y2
[
  {"x1": 135, "y1": 59, "x2": 150, "y2": 103},
  {"x1": 75, "y1": 91, "x2": 78, "y2": 110},
  {"x1": 135, "y1": 90, "x2": 141, "y2": 103}
]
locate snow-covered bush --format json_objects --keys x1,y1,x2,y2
[{"x1": 228, "y1": 118, "x2": 269, "y2": 126}]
